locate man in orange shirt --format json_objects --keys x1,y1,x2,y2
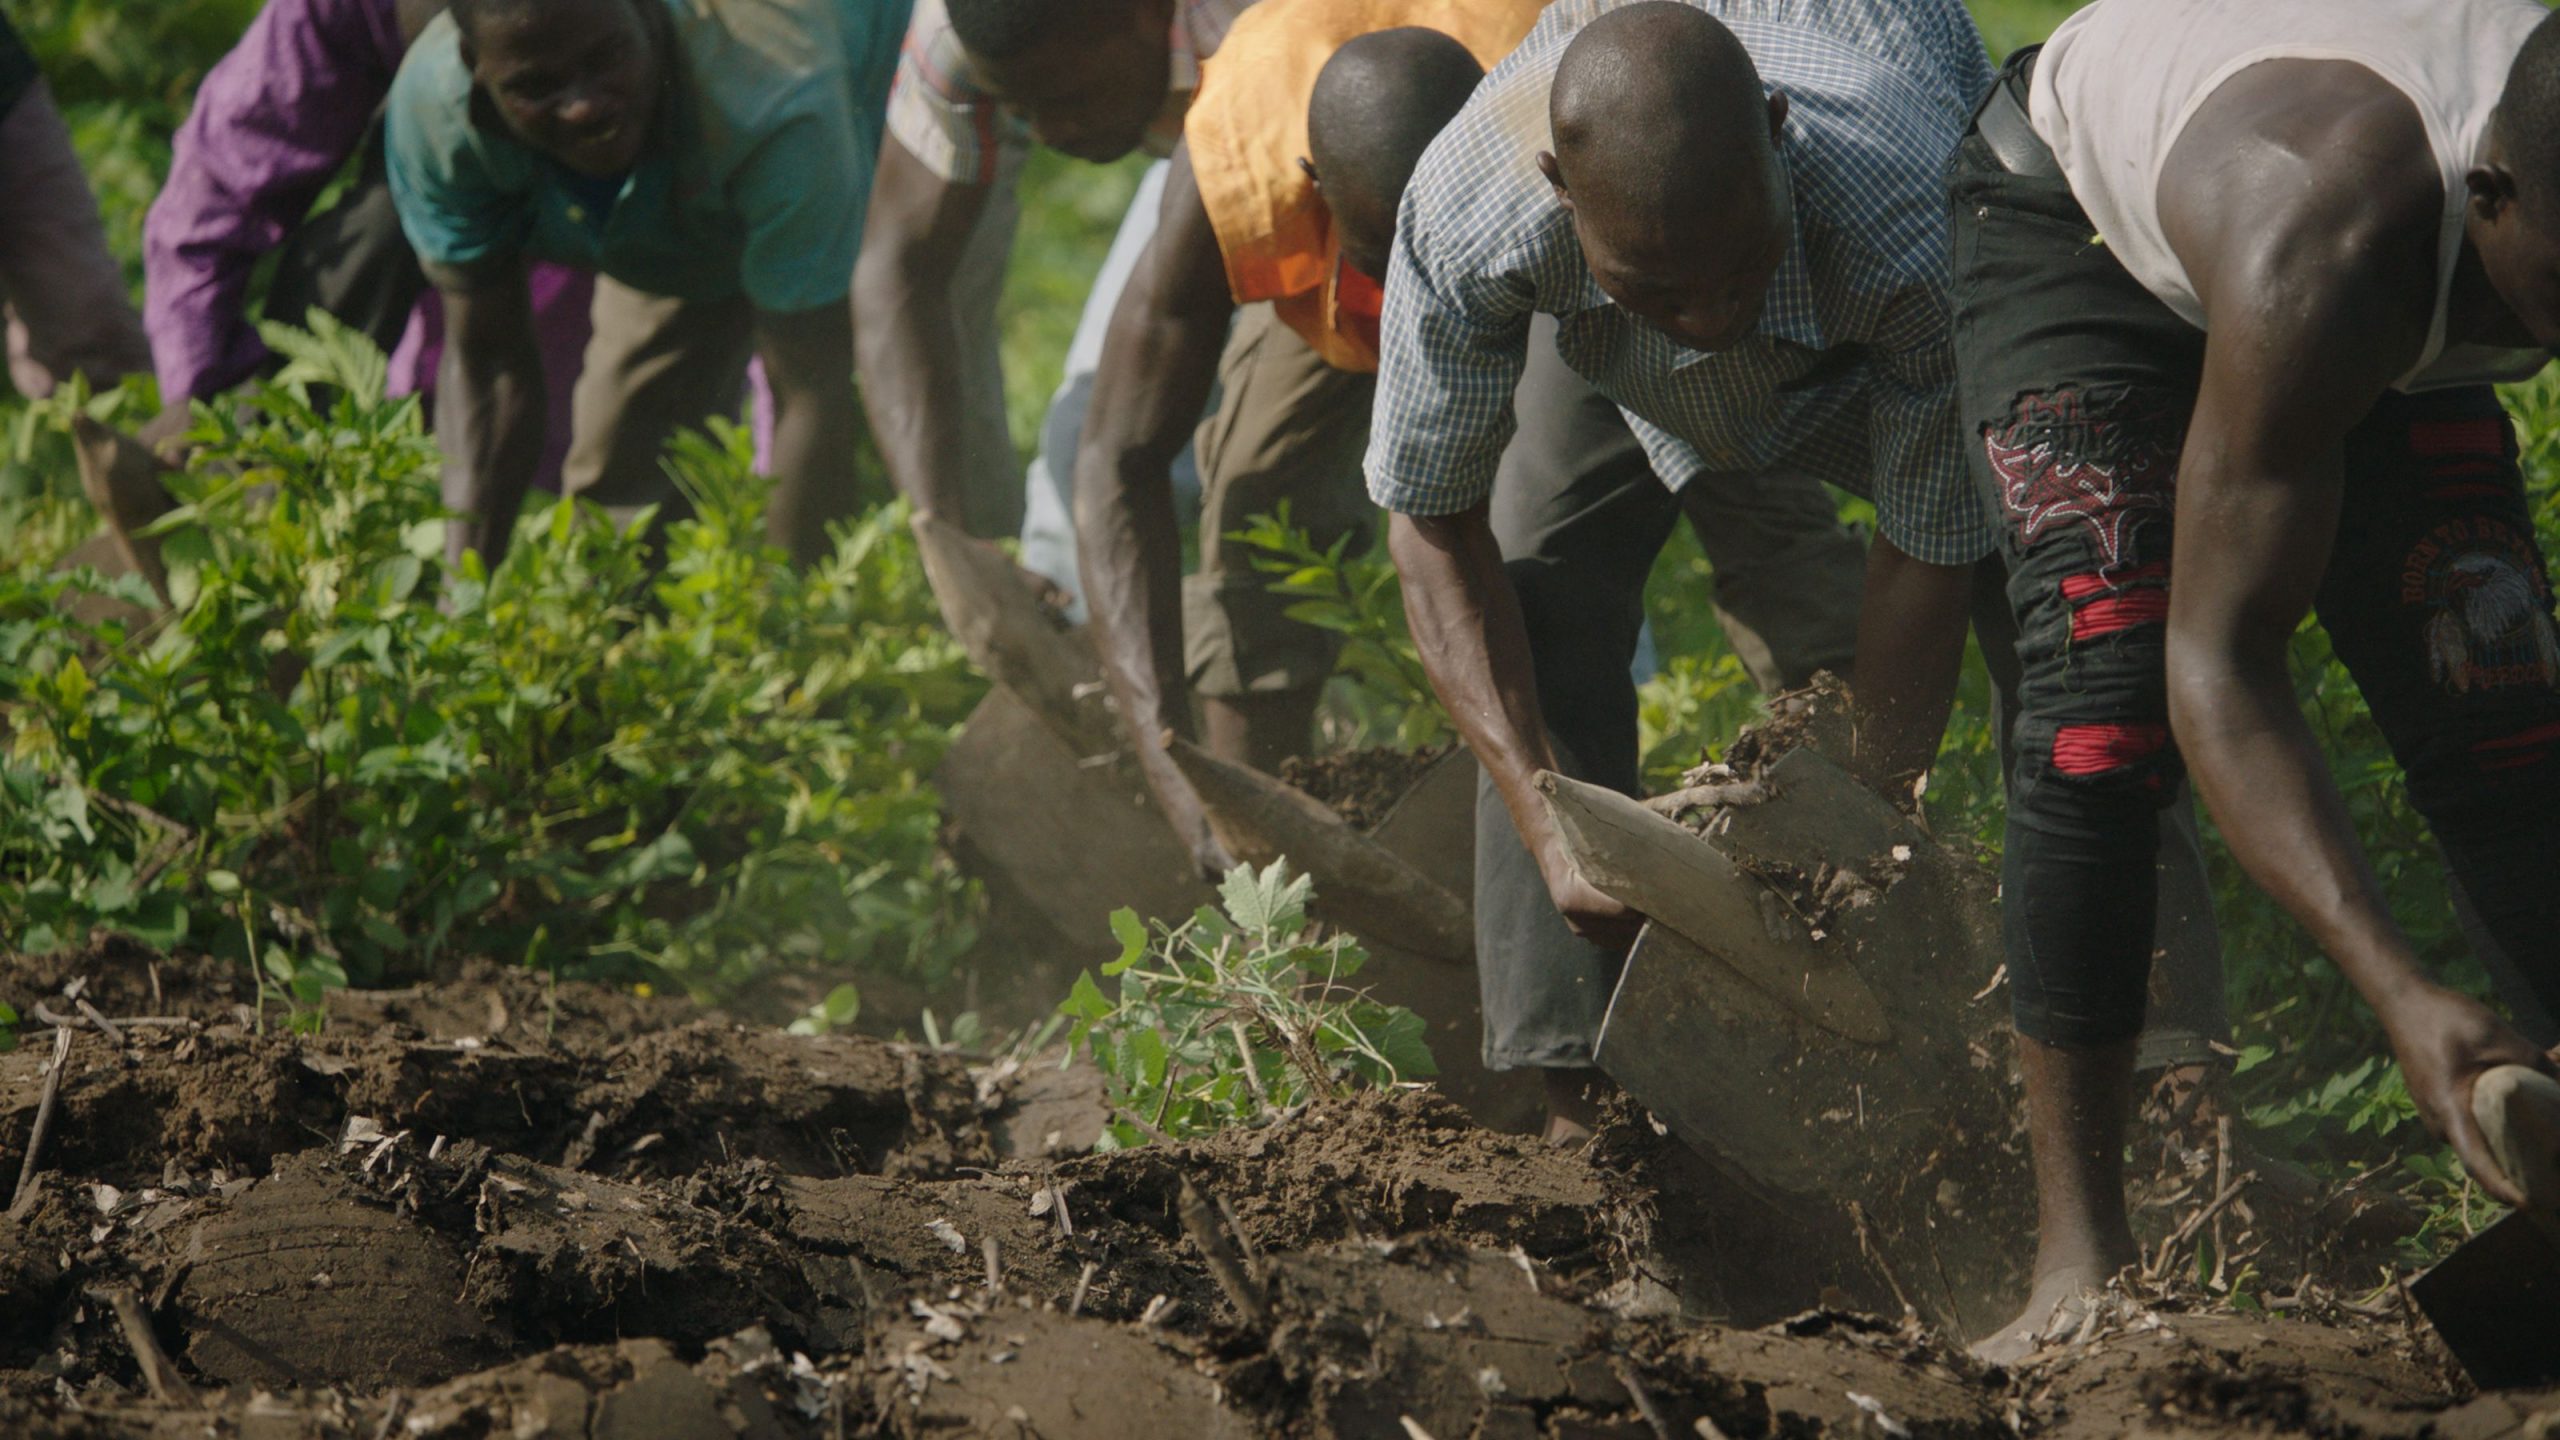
[
  {"x1": 1072, "y1": 0, "x2": 1867, "y2": 1138},
  {"x1": 1059, "y1": 0, "x2": 1863, "y2": 901}
]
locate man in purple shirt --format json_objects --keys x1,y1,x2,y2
[{"x1": 142, "y1": 0, "x2": 590, "y2": 481}]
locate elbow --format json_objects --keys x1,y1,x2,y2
[
  {"x1": 1387, "y1": 505, "x2": 1484, "y2": 571},
  {"x1": 853, "y1": 239, "x2": 947, "y2": 319}
]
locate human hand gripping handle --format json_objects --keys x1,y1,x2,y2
[
  {"x1": 1532, "y1": 830, "x2": 1644, "y2": 952},
  {"x1": 2383, "y1": 983, "x2": 2560, "y2": 1210}
]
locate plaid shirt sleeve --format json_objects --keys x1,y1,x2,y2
[
  {"x1": 1362, "y1": 112, "x2": 1545, "y2": 515},
  {"x1": 1624, "y1": 411, "x2": 1708, "y2": 492},
  {"x1": 882, "y1": 0, "x2": 1028, "y2": 187}
]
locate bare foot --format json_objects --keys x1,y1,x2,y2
[
  {"x1": 1541, "y1": 1067, "x2": 1614, "y2": 1150},
  {"x1": 1969, "y1": 1260, "x2": 2126, "y2": 1366}
]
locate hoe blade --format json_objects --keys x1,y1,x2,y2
[{"x1": 2412, "y1": 1210, "x2": 2560, "y2": 1389}]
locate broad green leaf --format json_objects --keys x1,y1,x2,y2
[
  {"x1": 1371, "y1": 1008, "x2": 1438, "y2": 1081},
  {"x1": 1060, "y1": 971, "x2": 1112, "y2": 1023},
  {"x1": 1104, "y1": 907, "x2": 1148, "y2": 975}
]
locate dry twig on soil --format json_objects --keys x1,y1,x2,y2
[
  {"x1": 99, "y1": 1286, "x2": 196, "y2": 1405},
  {"x1": 9, "y1": 1023, "x2": 75, "y2": 1218},
  {"x1": 1177, "y1": 1178, "x2": 1271, "y2": 1332}
]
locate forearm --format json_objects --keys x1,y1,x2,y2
[
  {"x1": 1389, "y1": 509, "x2": 1564, "y2": 859},
  {"x1": 1847, "y1": 536, "x2": 1977, "y2": 797},
  {"x1": 435, "y1": 318, "x2": 546, "y2": 570},
  {"x1": 756, "y1": 303, "x2": 865, "y2": 566},
  {"x1": 762, "y1": 384, "x2": 862, "y2": 566},
  {"x1": 852, "y1": 269, "x2": 977, "y2": 523},
  {"x1": 2169, "y1": 648, "x2": 2420, "y2": 1003},
  {"x1": 1075, "y1": 390, "x2": 1199, "y2": 764}
]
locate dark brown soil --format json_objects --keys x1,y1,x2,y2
[
  {"x1": 1278, "y1": 744, "x2": 1450, "y2": 829},
  {"x1": 2, "y1": 959, "x2": 2553, "y2": 1438}
]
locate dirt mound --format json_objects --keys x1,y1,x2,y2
[
  {"x1": 0, "y1": 1019, "x2": 1003, "y2": 1191},
  {"x1": 5, "y1": 964, "x2": 2557, "y2": 1438},
  {"x1": 175, "y1": 1151, "x2": 504, "y2": 1388},
  {"x1": 1065, "y1": 1090, "x2": 1615, "y2": 1273},
  {"x1": 1277, "y1": 744, "x2": 1449, "y2": 829}
]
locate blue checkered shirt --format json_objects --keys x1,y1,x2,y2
[{"x1": 1366, "y1": 0, "x2": 1999, "y2": 566}]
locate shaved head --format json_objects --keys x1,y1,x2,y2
[
  {"x1": 1539, "y1": 2, "x2": 1791, "y2": 351},
  {"x1": 1307, "y1": 27, "x2": 1487, "y2": 278}
]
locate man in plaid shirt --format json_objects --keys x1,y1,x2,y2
[{"x1": 1374, "y1": 0, "x2": 2232, "y2": 1139}]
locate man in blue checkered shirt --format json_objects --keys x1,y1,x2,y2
[{"x1": 1376, "y1": 0, "x2": 2231, "y2": 1142}]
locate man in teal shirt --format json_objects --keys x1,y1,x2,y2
[{"x1": 387, "y1": 0, "x2": 907, "y2": 567}]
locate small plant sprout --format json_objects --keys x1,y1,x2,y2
[{"x1": 1058, "y1": 859, "x2": 1436, "y2": 1150}]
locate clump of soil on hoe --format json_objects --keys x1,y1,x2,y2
[{"x1": 2, "y1": 949, "x2": 2553, "y2": 1438}]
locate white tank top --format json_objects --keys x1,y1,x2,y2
[{"x1": 2030, "y1": 0, "x2": 2549, "y2": 391}]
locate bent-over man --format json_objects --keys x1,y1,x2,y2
[
  {"x1": 387, "y1": 0, "x2": 905, "y2": 568},
  {"x1": 1948, "y1": 0, "x2": 2560, "y2": 1359}
]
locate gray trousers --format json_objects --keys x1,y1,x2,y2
[{"x1": 1474, "y1": 320, "x2": 2230, "y2": 1072}]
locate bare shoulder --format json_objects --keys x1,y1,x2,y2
[{"x1": 2159, "y1": 58, "x2": 2441, "y2": 360}]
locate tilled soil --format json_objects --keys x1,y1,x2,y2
[
  {"x1": 1277, "y1": 745, "x2": 1451, "y2": 830},
  {"x1": 4, "y1": 954, "x2": 2555, "y2": 1438}
]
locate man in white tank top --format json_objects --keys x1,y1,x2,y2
[{"x1": 1951, "y1": 0, "x2": 2560, "y2": 1363}]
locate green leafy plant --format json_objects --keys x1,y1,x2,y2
[
  {"x1": 787, "y1": 982, "x2": 864, "y2": 1037},
  {"x1": 1233, "y1": 506, "x2": 1448, "y2": 750},
  {"x1": 1059, "y1": 860, "x2": 1437, "y2": 1150},
  {"x1": 1, "y1": 317, "x2": 982, "y2": 1002}
]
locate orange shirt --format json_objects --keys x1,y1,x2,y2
[{"x1": 1187, "y1": 0, "x2": 1545, "y2": 373}]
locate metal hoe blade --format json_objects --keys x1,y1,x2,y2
[{"x1": 2412, "y1": 1210, "x2": 2560, "y2": 1390}]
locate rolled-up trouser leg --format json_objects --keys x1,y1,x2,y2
[
  {"x1": 0, "y1": 81, "x2": 151, "y2": 396},
  {"x1": 1474, "y1": 317, "x2": 1678, "y2": 1070},
  {"x1": 1970, "y1": 567, "x2": 2231, "y2": 1069},
  {"x1": 1184, "y1": 304, "x2": 1374, "y2": 699},
  {"x1": 556, "y1": 277, "x2": 757, "y2": 531},
  {"x1": 2315, "y1": 386, "x2": 2560, "y2": 1047}
]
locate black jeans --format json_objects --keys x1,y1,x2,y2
[{"x1": 1949, "y1": 50, "x2": 2560, "y2": 1047}]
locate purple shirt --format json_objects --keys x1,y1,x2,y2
[{"x1": 145, "y1": 0, "x2": 591, "y2": 483}]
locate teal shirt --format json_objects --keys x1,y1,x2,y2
[{"x1": 387, "y1": 0, "x2": 909, "y2": 312}]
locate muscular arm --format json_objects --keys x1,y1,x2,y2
[
  {"x1": 2161, "y1": 64, "x2": 2556, "y2": 1201},
  {"x1": 754, "y1": 299, "x2": 864, "y2": 566},
  {"x1": 851, "y1": 139, "x2": 1005, "y2": 526},
  {"x1": 427, "y1": 257, "x2": 546, "y2": 571},
  {"x1": 1069, "y1": 148, "x2": 1237, "y2": 869}
]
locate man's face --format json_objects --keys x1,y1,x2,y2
[
  {"x1": 1567, "y1": 165, "x2": 1790, "y2": 354},
  {"x1": 2474, "y1": 175, "x2": 2560, "y2": 353},
  {"x1": 467, "y1": 0, "x2": 659, "y2": 178},
  {"x1": 975, "y1": 7, "x2": 1175, "y2": 164}
]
